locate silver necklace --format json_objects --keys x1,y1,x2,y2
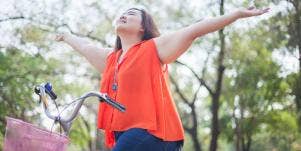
[{"x1": 112, "y1": 51, "x2": 123, "y2": 91}]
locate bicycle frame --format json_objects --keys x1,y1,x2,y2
[
  {"x1": 3, "y1": 82, "x2": 125, "y2": 151},
  {"x1": 34, "y1": 83, "x2": 126, "y2": 135}
]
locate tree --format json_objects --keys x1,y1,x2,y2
[{"x1": 221, "y1": 29, "x2": 293, "y2": 150}]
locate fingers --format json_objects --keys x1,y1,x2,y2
[
  {"x1": 248, "y1": 6, "x2": 255, "y2": 10},
  {"x1": 251, "y1": 7, "x2": 270, "y2": 16},
  {"x1": 240, "y1": 7, "x2": 270, "y2": 18},
  {"x1": 257, "y1": 8, "x2": 270, "y2": 15},
  {"x1": 262, "y1": 8, "x2": 270, "y2": 13},
  {"x1": 55, "y1": 34, "x2": 64, "y2": 41}
]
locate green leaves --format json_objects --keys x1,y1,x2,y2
[
  {"x1": 0, "y1": 46, "x2": 98, "y2": 150},
  {"x1": 0, "y1": 48, "x2": 51, "y2": 130}
]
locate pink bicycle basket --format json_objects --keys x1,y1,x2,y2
[{"x1": 3, "y1": 117, "x2": 69, "y2": 151}]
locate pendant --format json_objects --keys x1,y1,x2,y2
[{"x1": 112, "y1": 83, "x2": 118, "y2": 91}]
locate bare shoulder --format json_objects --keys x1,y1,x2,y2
[{"x1": 152, "y1": 28, "x2": 195, "y2": 64}]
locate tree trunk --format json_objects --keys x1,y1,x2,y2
[
  {"x1": 191, "y1": 106, "x2": 202, "y2": 151},
  {"x1": 291, "y1": 0, "x2": 301, "y2": 132},
  {"x1": 245, "y1": 133, "x2": 252, "y2": 151},
  {"x1": 209, "y1": 0, "x2": 225, "y2": 151},
  {"x1": 170, "y1": 75, "x2": 202, "y2": 151},
  {"x1": 209, "y1": 94, "x2": 221, "y2": 151}
]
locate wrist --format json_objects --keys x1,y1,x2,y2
[{"x1": 232, "y1": 10, "x2": 243, "y2": 19}]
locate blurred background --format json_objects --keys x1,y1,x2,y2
[{"x1": 0, "y1": 0, "x2": 300, "y2": 150}]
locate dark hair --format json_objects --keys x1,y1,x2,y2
[{"x1": 114, "y1": 8, "x2": 160, "y2": 51}]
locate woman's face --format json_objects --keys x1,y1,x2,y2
[{"x1": 115, "y1": 9, "x2": 144, "y2": 36}]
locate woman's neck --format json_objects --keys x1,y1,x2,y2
[{"x1": 119, "y1": 34, "x2": 142, "y2": 53}]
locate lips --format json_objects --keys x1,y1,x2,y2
[{"x1": 121, "y1": 19, "x2": 127, "y2": 23}]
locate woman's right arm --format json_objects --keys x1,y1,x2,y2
[{"x1": 56, "y1": 33, "x2": 112, "y2": 73}]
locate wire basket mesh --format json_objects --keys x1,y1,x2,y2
[{"x1": 3, "y1": 117, "x2": 69, "y2": 151}]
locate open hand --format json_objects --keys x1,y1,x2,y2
[
  {"x1": 237, "y1": 6, "x2": 270, "y2": 18},
  {"x1": 55, "y1": 33, "x2": 66, "y2": 42}
]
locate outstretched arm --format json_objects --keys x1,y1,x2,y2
[
  {"x1": 56, "y1": 33, "x2": 112, "y2": 73},
  {"x1": 154, "y1": 7, "x2": 270, "y2": 64}
]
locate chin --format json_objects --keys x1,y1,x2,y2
[
  {"x1": 116, "y1": 25, "x2": 125, "y2": 34},
  {"x1": 116, "y1": 25, "x2": 136, "y2": 35}
]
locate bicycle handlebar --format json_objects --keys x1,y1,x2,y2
[{"x1": 34, "y1": 83, "x2": 126, "y2": 135}]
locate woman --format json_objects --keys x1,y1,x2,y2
[{"x1": 56, "y1": 6, "x2": 269, "y2": 151}]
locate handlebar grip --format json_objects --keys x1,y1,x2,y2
[
  {"x1": 44, "y1": 82, "x2": 57, "y2": 100},
  {"x1": 34, "y1": 83, "x2": 57, "y2": 100},
  {"x1": 100, "y1": 95, "x2": 126, "y2": 112}
]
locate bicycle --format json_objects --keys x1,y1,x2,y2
[{"x1": 3, "y1": 82, "x2": 126, "y2": 151}]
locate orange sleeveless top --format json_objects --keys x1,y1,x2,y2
[{"x1": 97, "y1": 39, "x2": 184, "y2": 148}]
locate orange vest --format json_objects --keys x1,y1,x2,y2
[{"x1": 97, "y1": 39, "x2": 184, "y2": 147}]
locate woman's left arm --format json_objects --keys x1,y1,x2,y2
[{"x1": 154, "y1": 7, "x2": 270, "y2": 64}]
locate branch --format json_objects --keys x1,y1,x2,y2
[
  {"x1": 38, "y1": 22, "x2": 109, "y2": 46},
  {"x1": 169, "y1": 75, "x2": 191, "y2": 106},
  {"x1": 192, "y1": 84, "x2": 202, "y2": 105},
  {"x1": 175, "y1": 60, "x2": 214, "y2": 96},
  {"x1": 0, "y1": 16, "x2": 25, "y2": 22},
  {"x1": 0, "y1": 15, "x2": 110, "y2": 46}
]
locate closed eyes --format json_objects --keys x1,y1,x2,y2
[{"x1": 123, "y1": 10, "x2": 137, "y2": 16}]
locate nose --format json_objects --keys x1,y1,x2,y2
[{"x1": 119, "y1": 15, "x2": 127, "y2": 20}]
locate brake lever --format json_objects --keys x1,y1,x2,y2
[{"x1": 34, "y1": 86, "x2": 42, "y2": 104}]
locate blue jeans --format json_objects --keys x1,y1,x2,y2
[{"x1": 112, "y1": 128, "x2": 183, "y2": 151}]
